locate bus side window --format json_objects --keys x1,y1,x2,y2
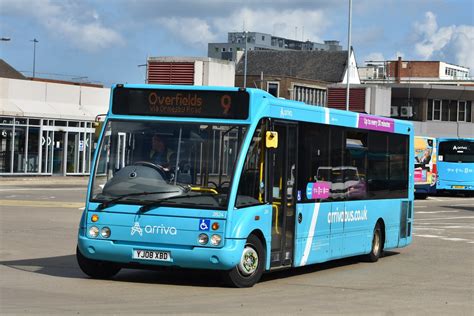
[{"x1": 236, "y1": 121, "x2": 266, "y2": 208}]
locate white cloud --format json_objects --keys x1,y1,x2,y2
[
  {"x1": 1, "y1": 0, "x2": 124, "y2": 52},
  {"x1": 413, "y1": 11, "x2": 474, "y2": 73},
  {"x1": 155, "y1": 17, "x2": 218, "y2": 47},
  {"x1": 152, "y1": 7, "x2": 330, "y2": 50}
]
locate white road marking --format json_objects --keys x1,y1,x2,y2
[
  {"x1": 415, "y1": 216, "x2": 474, "y2": 221},
  {"x1": 414, "y1": 206, "x2": 427, "y2": 208},
  {"x1": 416, "y1": 210, "x2": 459, "y2": 214},
  {"x1": 0, "y1": 188, "x2": 84, "y2": 191},
  {"x1": 414, "y1": 234, "x2": 472, "y2": 243}
]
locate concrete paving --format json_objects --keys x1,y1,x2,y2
[{"x1": 0, "y1": 180, "x2": 473, "y2": 314}]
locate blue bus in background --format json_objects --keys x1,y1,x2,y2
[
  {"x1": 436, "y1": 138, "x2": 474, "y2": 196},
  {"x1": 77, "y1": 84, "x2": 414, "y2": 287}
]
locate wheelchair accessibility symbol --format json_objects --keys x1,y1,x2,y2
[{"x1": 199, "y1": 219, "x2": 210, "y2": 231}]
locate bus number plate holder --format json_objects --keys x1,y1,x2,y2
[{"x1": 133, "y1": 249, "x2": 171, "y2": 262}]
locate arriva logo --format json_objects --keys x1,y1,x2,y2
[{"x1": 130, "y1": 222, "x2": 177, "y2": 236}]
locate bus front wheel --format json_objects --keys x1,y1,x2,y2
[
  {"x1": 76, "y1": 246, "x2": 121, "y2": 279},
  {"x1": 365, "y1": 222, "x2": 383, "y2": 262},
  {"x1": 223, "y1": 235, "x2": 265, "y2": 288}
]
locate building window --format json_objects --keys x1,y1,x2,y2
[
  {"x1": 428, "y1": 99, "x2": 472, "y2": 122},
  {"x1": 433, "y1": 100, "x2": 441, "y2": 121},
  {"x1": 427, "y1": 100, "x2": 433, "y2": 120},
  {"x1": 229, "y1": 47, "x2": 232, "y2": 52},
  {"x1": 441, "y1": 100, "x2": 449, "y2": 121},
  {"x1": 262, "y1": 36, "x2": 265, "y2": 41},
  {"x1": 467, "y1": 101, "x2": 472, "y2": 122},
  {"x1": 222, "y1": 47, "x2": 226, "y2": 52},
  {"x1": 293, "y1": 85, "x2": 326, "y2": 106},
  {"x1": 449, "y1": 100, "x2": 457, "y2": 122},
  {"x1": 267, "y1": 82, "x2": 279, "y2": 97},
  {"x1": 458, "y1": 101, "x2": 466, "y2": 121},
  {"x1": 215, "y1": 47, "x2": 219, "y2": 53}
]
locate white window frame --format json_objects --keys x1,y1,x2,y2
[
  {"x1": 267, "y1": 81, "x2": 280, "y2": 98},
  {"x1": 458, "y1": 100, "x2": 466, "y2": 122},
  {"x1": 433, "y1": 99, "x2": 441, "y2": 121}
]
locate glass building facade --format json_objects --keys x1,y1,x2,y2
[{"x1": 0, "y1": 116, "x2": 96, "y2": 175}]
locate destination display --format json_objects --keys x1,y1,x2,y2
[{"x1": 112, "y1": 87, "x2": 249, "y2": 119}]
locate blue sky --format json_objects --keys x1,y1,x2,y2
[{"x1": 1, "y1": 0, "x2": 473, "y2": 87}]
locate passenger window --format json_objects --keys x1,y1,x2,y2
[{"x1": 236, "y1": 120, "x2": 266, "y2": 208}]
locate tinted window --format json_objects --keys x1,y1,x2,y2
[
  {"x1": 345, "y1": 131, "x2": 368, "y2": 200},
  {"x1": 438, "y1": 140, "x2": 474, "y2": 163},
  {"x1": 388, "y1": 133, "x2": 409, "y2": 198},
  {"x1": 367, "y1": 132, "x2": 389, "y2": 198},
  {"x1": 297, "y1": 123, "x2": 331, "y2": 202},
  {"x1": 236, "y1": 120, "x2": 267, "y2": 207}
]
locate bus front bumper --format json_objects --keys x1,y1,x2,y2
[{"x1": 77, "y1": 235, "x2": 245, "y2": 271}]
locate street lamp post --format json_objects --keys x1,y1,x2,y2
[
  {"x1": 345, "y1": 0, "x2": 352, "y2": 111},
  {"x1": 138, "y1": 63, "x2": 148, "y2": 83},
  {"x1": 30, "y1": 38, "x2": 39, "y2": 78},
  {"x1": 243, "y1": 31, "x2": 248, "y2": 88}
]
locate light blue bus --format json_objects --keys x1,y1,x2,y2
[
  {"x1": 436, "y1": 138, "x2": 474, "y2": 196},
  {"x1": 77, "y1": 84, "x2": 414, "y2": 287}
]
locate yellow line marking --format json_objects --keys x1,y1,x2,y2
[{"x1": 0, "y1": 199, "x2": 84, "y2": 209}]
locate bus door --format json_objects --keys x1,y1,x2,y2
[{"x1": 269, "y1": 122, "x2": 297, "y2": 268}]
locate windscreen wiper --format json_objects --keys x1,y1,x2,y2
[
  {"x1": 139, "y1": 192, "x2": 220, "y2": 213},
  {"x1": 97, "y1": 190, "x2": 180, "y2": 210}
]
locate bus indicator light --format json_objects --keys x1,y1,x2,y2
[
  {"x1": 212, "y1": 222, "x2": 219, "y2": 230},
  {"x1": 91, "y1": 214, "x2": 99, "y2": 222}
]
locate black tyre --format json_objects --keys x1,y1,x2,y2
[
  {"x1": 223, "y1": 235, "x2": 265, "y2": 288},
  {"x1": 76, "y1": 246, "x2": 121, "y2": 279},
  {"x1": 415, "y1": 193, "x2": 428, "y2": 200},
  {"x1": 365, "y1": 222, "x2": 383, "y2": 262}
]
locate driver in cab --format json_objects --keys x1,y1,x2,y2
[{"x1": 149, "y1": 134, "x2": 172, "y2": 168}]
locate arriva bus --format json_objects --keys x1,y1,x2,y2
[
  {"x1": 436, "y1": 138, "x2": 474, "y2": 196},
  {"x1": 414, "y1": 136, "x2": 437, "y2": 199},
  {"x1": 77, "y1": 85, "x2": 414, "y2": 287}
]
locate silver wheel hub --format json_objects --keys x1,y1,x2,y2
[
  {"x1": 373, "y1": 231, "x2": 380, "y2": 254},
  {"x1": 238, "y1": 246, "x2": 259, "y2": 276}
]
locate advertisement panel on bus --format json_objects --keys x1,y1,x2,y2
[{"x1": 414, "y1": 136, "x2": 437, "y2": 198}]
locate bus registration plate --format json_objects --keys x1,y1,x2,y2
[
  {"x1": 133, "y1": 250, "x2": 171, "y2": 262},
  {"x1": 452, "y1": 185, "x2": 465, "y2": 189}
]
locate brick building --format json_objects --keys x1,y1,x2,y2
[{"x1": 235, "y1": 50, "x2": 360, "y2": 108}]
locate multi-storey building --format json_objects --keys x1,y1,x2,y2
[{"x1": 208, "y1": 31, "x2": 342, "y2": 61}]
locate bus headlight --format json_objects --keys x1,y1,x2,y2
[
  {"x1": 89, "y1": 226, "x2": 99, "y2": 238},
  {"x1": 100, "y1": 227, "x2": 111, "y2": 238},
  {"x1": 198, "y1": 233, "x2": 209, "y2": 245},
  {"x1": 210, "y1": 234, "x2": 222, "y2": 246}
]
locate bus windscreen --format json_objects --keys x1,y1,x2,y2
[
  {"x1": 438, "y1": 140, "x2": 474, "y2": 163},
  {"x1": 112, "y1": 87, "x2": 249, "y2": 119}
]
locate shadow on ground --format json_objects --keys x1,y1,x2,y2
[{"x1": 0, "y1": 251, "x2": 399, "y2": 288}]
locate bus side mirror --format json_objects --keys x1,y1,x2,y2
[{"x1": 266, "y1": 131, "x2": 278, "y2": 148}]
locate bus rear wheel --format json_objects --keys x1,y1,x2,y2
[
  {"x1": 76, "y1": 246, "x2": 121, "y2": 279},
  {"x1": 223, "y1": 235, "x2": 265, "y2": 288},
  {"x1": 365, "y1": 222, "x2": 383, "y2": 262}
]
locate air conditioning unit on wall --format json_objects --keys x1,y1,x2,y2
[
  {"x1": 390, "y1": 106, "x2": 399, "y2": 117},
  {"x1": 400, "y1": 106, "x2": 413, "y2": 117}
]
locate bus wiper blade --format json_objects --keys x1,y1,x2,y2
[
  {"x1": 139, "y1": 193, "x2": 220, "y2": 213},
  {"x1": 97, "y1": 190, "x2": 179, "y2": 210}
]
